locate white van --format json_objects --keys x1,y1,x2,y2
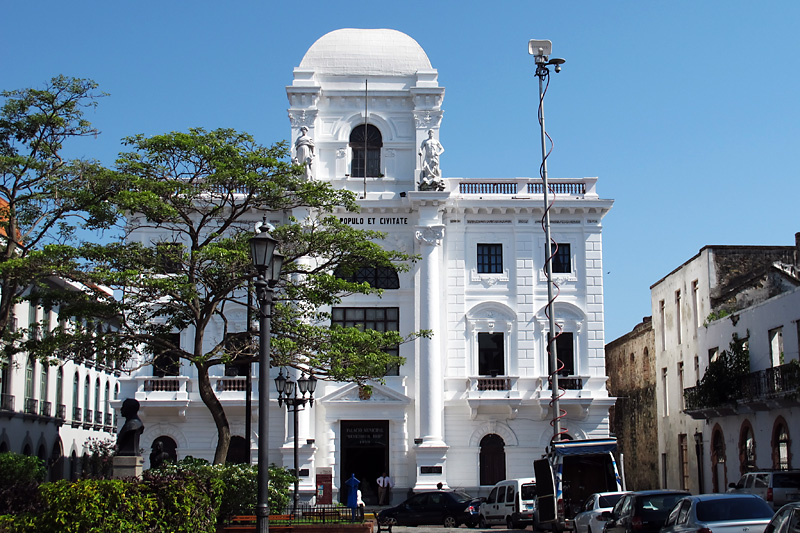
[{"x1": 479, "y1": 478, "x2": 537, "y2": 529}]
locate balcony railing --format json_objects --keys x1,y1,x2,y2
[
  {"x1": 476, "y1": 377, "x2": 512, "y2": 391},
  {"x1": 0, "y1": 394, "x2": 13, "y2": 411},
  {"x1": 143, "y1": 377, "x2": 182, "y2": 392},
  {"x1": 456, "y1": 177, "x2": 596, "y2": 198},
  {"x1": 56, "y1": 404, "x2": 66, "y2": 420},
  {"x1": 215, "y1": 376, "x2": 247, "y2": 392},
  {"x1": 685, "y1": 362, "x2": 800, "y2": 416},
  {"x1": 84, "y1": 408, "x2": 93, "y2": 423},
  {"x1": 105, "y1": 413, "x2": 113, "y2": 426},
  {"x1": 39, "y1": 400, "x2": 52, "y2": 417},
  {"x1": 73, "y1": 406, "x2": 82, "y2": 422},
  {"x1": 95, "y1": 411, "x2": 103, "y2": 425},
  {"x1": 24, "y1": 397, "x2": 38, "y2": 415}
]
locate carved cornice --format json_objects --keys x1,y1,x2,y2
[
  {"x1": 414, "y1": 110, "x2": 443, "y2": 130},
  {"x1": 415, "y1": 225, "x2": 445, "y2": 246},
  {"x1": 288, "y1": 109, "x2": 318, "y2": 128}
]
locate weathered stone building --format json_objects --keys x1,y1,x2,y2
[{"x1": 605, "y1": 317, "x2": 658, "y2": 490}]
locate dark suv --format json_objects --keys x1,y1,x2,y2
[
  {"x1": 729, "y1": 471, "x2": 800, "y2": 510},
  {"x1": 602, "y1": 490, "x2": 690, "y2": 533}
]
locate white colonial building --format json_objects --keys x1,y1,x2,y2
[
  {"x1": 0, "y1": 278, "x2": 121, "y2": 480},
  {"x1": 119, "y1": 28, "x2": 615, "y2": 504}
]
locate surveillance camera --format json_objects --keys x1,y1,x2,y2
[{"x1": 554, "y1": 64, "x2": 561, "y2": 73}]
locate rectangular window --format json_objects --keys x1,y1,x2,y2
[
  {"x1": 661, "y1": 367, "x2": 668, "y2": 417},
  {"x1": 769, "y1": 327, "x2": 784, "y2": 366},
  {"x1": 153, "y1": 333, "x2": 181, "y2": 377},
  {"x1": 662, "y1": 453, "x2": 668, "y2": 488},
  {"x1": 156, "y1": 242, "x2": 183, "y2": 274},
  {"x1": 691, "y1": 280, "x2": 700, "y2": 328},
  {"x1": 477, "y1": 244, "x2": 503, "y2": 274},
  {"x1": 659, "y1": 300, "x2": 666, "y2": 350},
  {"x1": 678, "y1": 362, "x2": 685, "y2": 410},
  {"x1": 332, "y1": 307, "x2": 400, "y2": 376},
  {"x1": 709, "y1": 347, "x2": 719, "y2": 363},
  {"x1": 478, "y1": 332, "x2": 504, "y2": 376},
  {"x1": 547, "y1": 243, "x2": 571, "y2": 273},
  {"x1": 548, "y1": 332, "x2": 575, "y2": 376},
  {"x1": 678, "y1": 434, "x2": 689, "y2": 490},
  {"x1": 675, "y1": 290, "x2": 682, "y2": 345}
]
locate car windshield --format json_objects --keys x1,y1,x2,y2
[
  {"x1": 450, "y1": 491, "x2": 473, "y2": 503},
  {"x1": 599, "y1": 494, "x2": 625, "y2": 508},
  {"x1": 696, "y1": 498, "x2": 774, "y2": 521},
  {"x1": 773, "y1": 474, "x2": 800, "y2": 489},
  {"x1": 521, "y1": 484, "x2": 537, "y2": 500}
]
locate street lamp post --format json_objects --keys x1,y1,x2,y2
[
  {"x1": 250, "y1": 225, "x2": 284, "y2": 533},
  {"x1": 275, "y1": 369, "x2": 317, "y2": 516},
  {"x1": 529, "y1": 39, "x2": 565, "y2": 443}
]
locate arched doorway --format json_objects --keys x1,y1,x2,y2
[
  {"x1": 739, "y1": 421, "x2": 756, "y2": 474},
  {"x1": 773, "y1": 418, "x2": 791, "y2": 470},
  {"x1": 479, "y1": 434, "x2": 506, "y2": 486},
  {"x1": 226, "y1": 436, "x2": 250, "y2": 465},
  {"x1": 711, "y1": 426, "x2": 726, "y2": 492},
  {"x1": 149, "y1": 436, "x2": 178, "y2": 469},
  {"x1": 49, "y1": 440, "x2": 64, "y2": 481}
]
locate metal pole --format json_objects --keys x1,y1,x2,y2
[
  {"x1": 246, "y1": 280, "x2": 253, "y2": 458},
  {"x1": 538, "y1": 68, "x2": 561, "y2": 442},
  {"x1": 293, "y1": 400, "x2": 300, "y2": 516},
  {"x1": 256, "y1": 277, "x2": 272, "y2": 533}
]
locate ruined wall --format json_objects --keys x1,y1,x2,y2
[
  {"x1": 605, "y1": 318, "x2": 659, "y2": 490},
  {"x1": 710, "y1": 246, "x2": 796, "y2": 311}
]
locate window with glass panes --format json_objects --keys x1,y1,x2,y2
[
  {"x1": 547, "y1": 243, "x2": 571, "y2": 273},
  {"x1": 350, "y1": 124, "x2": 382, "y2": 178},
  {"x1": 477, "y1": 244, "x2": 503, "y2": 274},
  {"x1": 332, "y1": 307, "x2": 400, "y2": 376},
  {"x1": 335, "y1": 264, "x2": 399, "y2": 289}
]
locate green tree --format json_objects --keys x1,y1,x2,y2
[
  {"x1": 0, "y1": 75, "x2": 114, "y2": 353},
  {"x1": 52, "y1": 128, "x2": 427, "y2": 464}
]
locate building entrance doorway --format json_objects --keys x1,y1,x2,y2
[{"x1": 340, "y1": 420, "x2": 389, "y2": 505}]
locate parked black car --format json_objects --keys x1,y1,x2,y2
[
  {"x1": 601, "y1": 490, "x2": 690, "y2": 533},
  {"x1": 377, "y1": 490, "x2": 481, "y2": 527}
]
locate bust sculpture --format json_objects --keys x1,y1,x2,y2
[{"x1": 116, "y1": 398, "x2": 144, "y2": 456}]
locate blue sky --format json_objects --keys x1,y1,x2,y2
[{"x1": 3, "y1": 1, "x2": 799, "y2": 341}]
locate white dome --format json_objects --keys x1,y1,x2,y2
[{"x1": 299, "y1": 28, "x2": 432, "y2": 76}]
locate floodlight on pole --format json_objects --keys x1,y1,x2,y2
[{"x1": 529, "y1": 39, "x2": 566, "y2": 443}]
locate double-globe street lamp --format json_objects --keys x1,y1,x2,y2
[
  {"x1": 250, "y1": 225, "x2": 284, "y2": 533},
  {"x1": 274, "y1": 369, "x2": 317, "y2": 516}
]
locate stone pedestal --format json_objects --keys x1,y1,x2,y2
[{"x1": 113, "y1": 455, "x2": 144, "y2": 479}]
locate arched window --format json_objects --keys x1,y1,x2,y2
[
  {"x1": 40, "y1": 365, "x2": 48, "y2": 403},
  {"x1": 56, "y1": 368, "x2": 63, "y2": 414},
  {"x1": 94, "y1": 378, "x2": 101, "y2": 422},
  {"x1": 479, "y1": 434, "x2": 506, "y2": 486},
  {"x1": 104, "y1": 382, "x2": 111, "y2": 421},
  {"x1": 335, "y1": 263, "x2": 399, "y2": 289},
  {"x1": 349, "y1": 124, "x2": 382, "y2": 178},
  {"x1": 72, "y1": 372, "x2": 80, "y2": 421},
  {"x1": 226, "y1": 436, "x2": 250, "y2": 465},
  {"x1": 773, "y1": 419, "x2": 791, "y2": 470},
  {"x1": 711, "y1": 426, "x2": 727, "y2": 493},
  {"x1": 83, "y1": 376, "x2": 90, "y2": 422},
  {"x1": 739, "y1": 421, "x2": 757, "y2": 474},
  {"x1": 24, "y1": 356, "x2": 35, "y2": 402}
]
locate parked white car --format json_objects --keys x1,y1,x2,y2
[{"x1": 573, "y1": 492, "x2": 627, "y2": 533}]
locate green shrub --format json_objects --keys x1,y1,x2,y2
[
  {"x1": 0, "y1": 453, "x2": 45, "y2": 517},
  {"x1": 151, "y1": 457, "x2": 295, "y2": 523}
]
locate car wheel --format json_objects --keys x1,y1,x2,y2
[
  {"x1": 480, "y1": 515, "x2": 489, "y2": 528},
  {"x1": 469, "y1": 520, "x2": 479, "y2": 528},
  {"x1": 444, "y1": 515, "x2": 458, "y2": 528},
  {"x1": 507, "y1": 517, "x2": 516, "y2": 529}
]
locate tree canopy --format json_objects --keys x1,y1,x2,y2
[{"x1": 42, "y1": 127, "x2": 427, "y2": 463}]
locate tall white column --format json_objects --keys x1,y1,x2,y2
[{"x1": 416, "y1": 224, "x2": 446, "y2": 445}]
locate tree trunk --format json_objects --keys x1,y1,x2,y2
[{"x1": 195, "y1": 362, "x2": 231, "y2": 464}]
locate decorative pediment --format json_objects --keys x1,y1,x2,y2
[{"x1": 320, "y1": 382, "x2": 411, "y2": 404}]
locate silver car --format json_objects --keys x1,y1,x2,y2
[
  {"x1": 574, "y1": 492, "x2": 627, "y2": 533},
  {"x1": 661, "y1": 494, "x2": 775, "y2": 533}
]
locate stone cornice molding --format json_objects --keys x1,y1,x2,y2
[
  {"x1": 288, "y1": 109, "x2": 318, "y2": 128},
  {"x1": 413, "y1": 110, "x2": 443, "y2": 130}
]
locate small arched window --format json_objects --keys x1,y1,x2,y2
[
  {"x1": 773, "y1": 419, "x2": 791, "y2": 470},
  {"x1": 479, "y1": 434, "x2": 506, "y2": 486},
  {"x1": 740, "y1": 421, "x2": 757, "y2": 474},
  {"x1": 349, "y1": 124, "x2": 382, "y2": 178}
]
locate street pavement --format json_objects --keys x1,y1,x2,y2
[{"x1": 390, "y1": 527, "x2": 525, "y2": 533}]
